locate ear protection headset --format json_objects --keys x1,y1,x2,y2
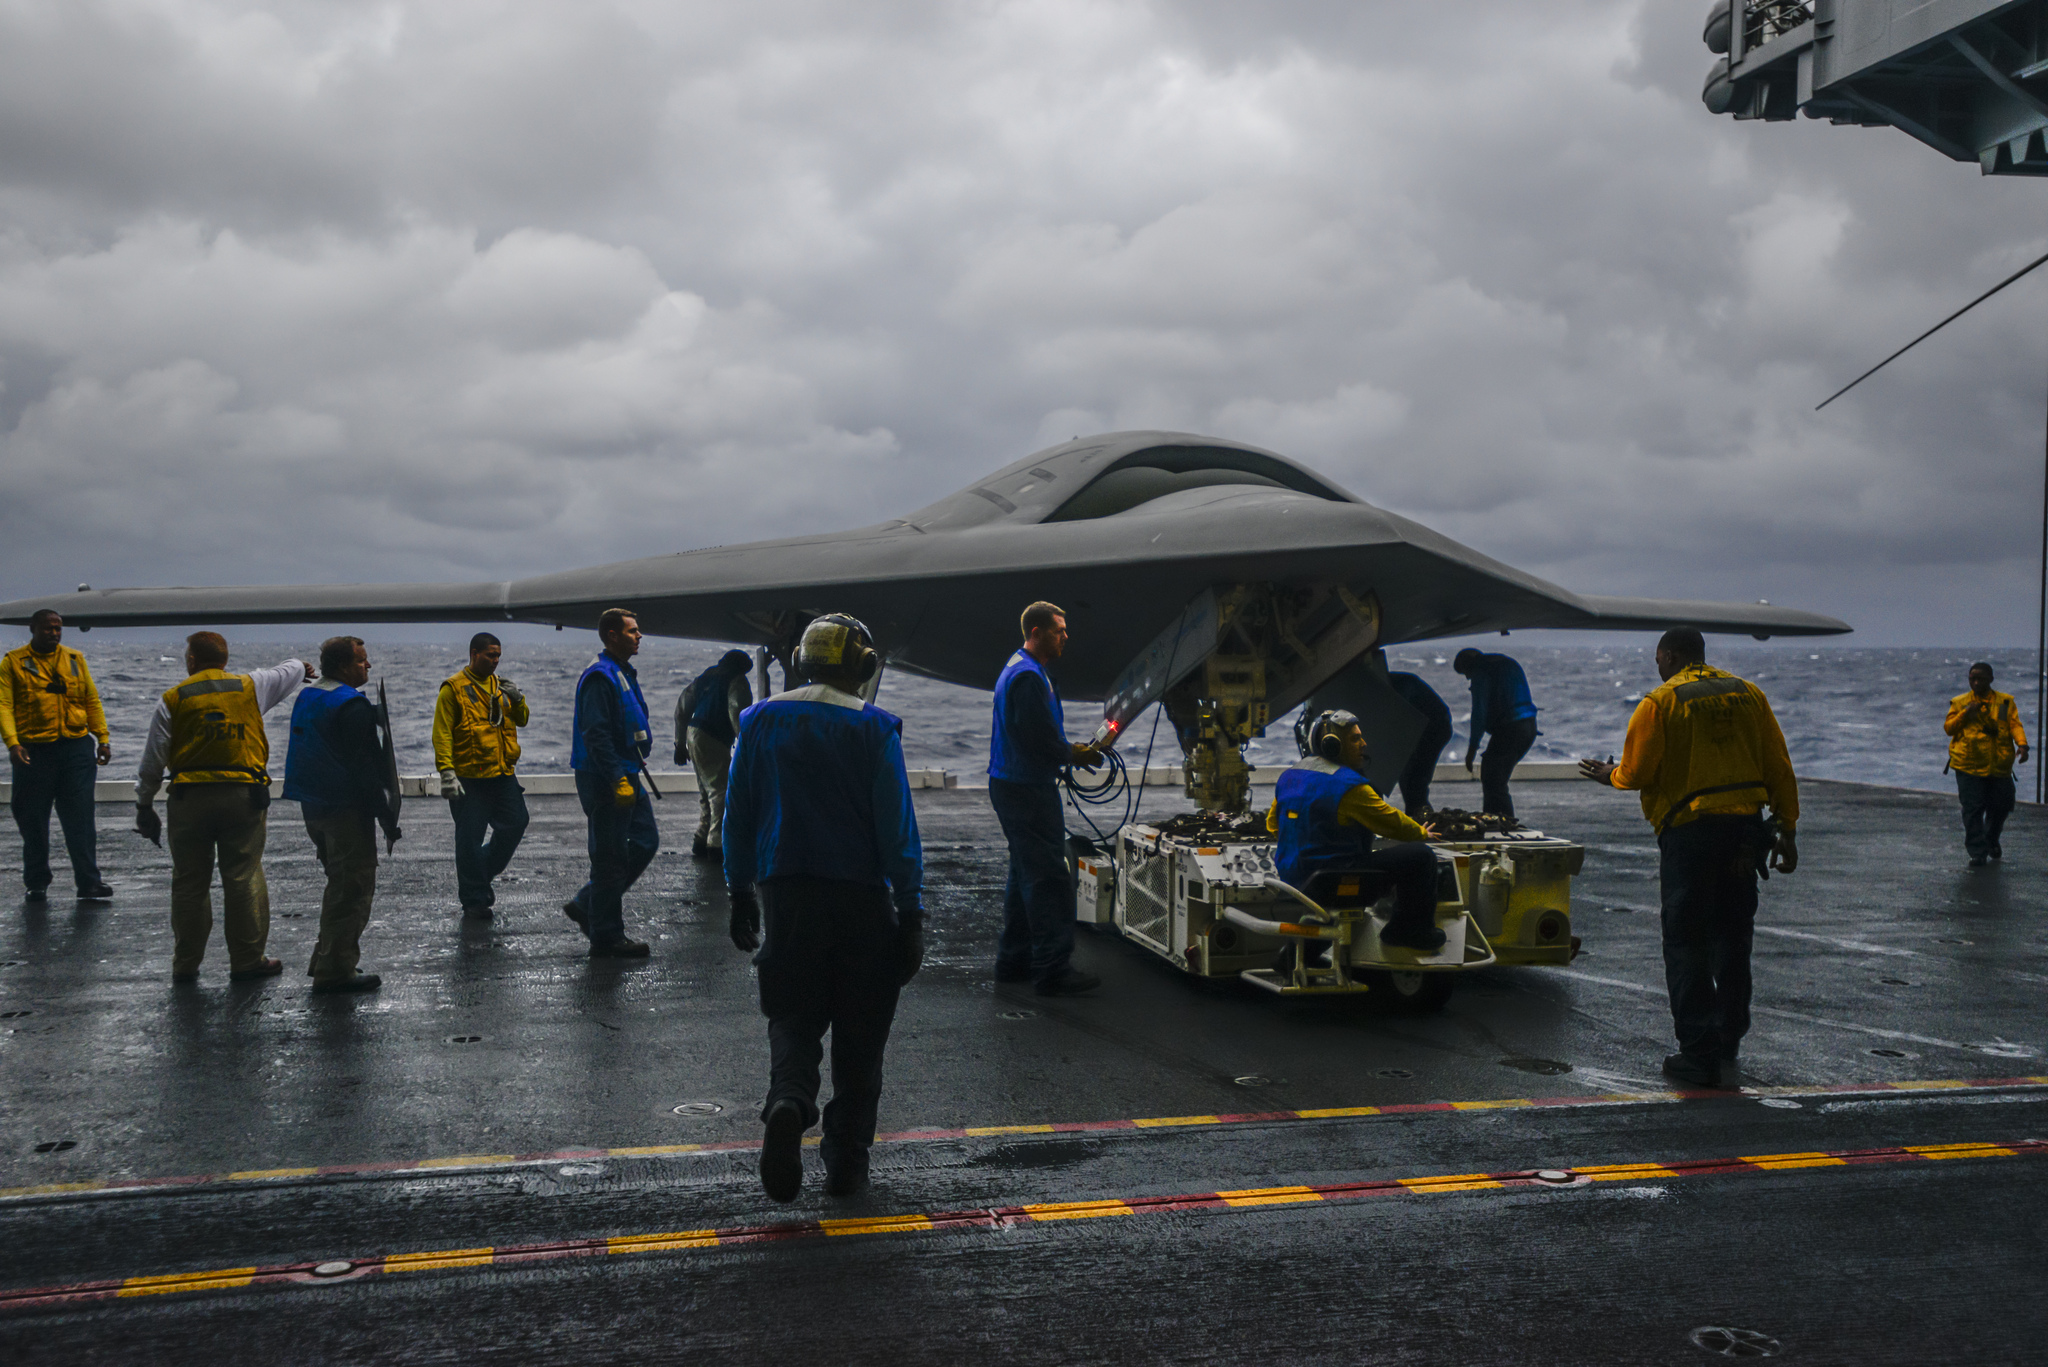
[
  {"x1": 1305, "y1": 709, "x2": 1361, "y2": 762},
  {"x1": 796, "y1": 613, "x2": 880, "y2": 684}
]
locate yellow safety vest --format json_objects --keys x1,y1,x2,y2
[
  {"x1": 1625, "y1": 666, "x2": 1792, "y2": 832},
  {"x1": 1, "y1": 645, "x2": 103, "y2": 744},
  {"x1": 438, "y1": 668, "x2": 522, "y2": 778},
  {"x1": 164, "y1": 670, "x2": 269, "y2": 785},
  {"x1": 1945, "y1": 690, "x2": 2025, "y2": 777}
]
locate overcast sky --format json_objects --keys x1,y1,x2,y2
[{"x1": 3, "y1": 0, "x2": 2046, "y2": 645}]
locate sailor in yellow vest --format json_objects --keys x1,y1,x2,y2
[
  {"x1": 1944, "y1": 661, "x2": 2028, "y2": 867},
  {"x1": 134, "y1": 632, "x2": 314, "y2": 983},
  {"x1": 1580, "y1": 628, "x2": 1798, "y2": 1091},
  {"x1": 431, "y1": 633, "x2": 531, "y2": 919},
  {"x1": 1, "y1": 609, "x2": 114, "y2": 902}
]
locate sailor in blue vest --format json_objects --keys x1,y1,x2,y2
[
  {"x1": 563, "y1": 607, "x2": 659, "y2": 959},
  {"x1": 988, "y1": 600, "x2": 1104, "y2": 997},
  {"x1": 1268, "y1": 709, "x2": 1446, "y2": 953},
  {"x1": 675, "y1": 648, "x2": 755, "y2": 861},
  {"x1": 724, "y1": 614, "x2": 924, "y2": 1203},
  {"x1": 283, "y1": 635, "x2": 401, "y2": 994},
  {"x1": 1453, "y1": 648, "x2": 1541, "y2": 821}
]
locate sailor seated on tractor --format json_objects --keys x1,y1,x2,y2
[{"x1": 1268, "y1": 710, "x2": 1445, "y2": 955}]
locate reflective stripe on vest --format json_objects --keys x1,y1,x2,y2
[{"x1": 163, "y1": 671, "x2": 269, "y2": 785}]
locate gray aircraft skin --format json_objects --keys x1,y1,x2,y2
[{"x1": 0, "y1": 431, "x2": 1847, "y2": 697}]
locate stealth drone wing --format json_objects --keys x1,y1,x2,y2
[{"x1": 0, "y1": 431, "x2": 1847, "y2": 698}]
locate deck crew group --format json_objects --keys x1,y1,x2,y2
[{"x1": 0, "y1": 601, "x2": 2022, "y2": 1199}]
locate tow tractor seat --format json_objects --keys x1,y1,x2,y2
[{"x1": 1272, "y1": 870, "x2": 1396, "y2": 973}]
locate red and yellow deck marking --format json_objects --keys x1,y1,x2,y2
[
  {"x1": 4, "y1": 1137, "x2": 2041, "y2": 1316},
  {"x1": 4, "y1": 1073, "x2": 2044, "y2": 1205}
]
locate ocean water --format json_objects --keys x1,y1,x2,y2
[{"x1": 62, "y1": 638, "x2": 2039, "y2": 797}]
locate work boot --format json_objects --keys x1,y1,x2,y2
[
  {"x1": 1380, "y1": 921, "x2": 1448, "y2": 953},
  {"x1": 23, "y1": 888, "x2": 46, "y2": 903},
  {"x1": 171, "y1": 969, "x2": 199, "y2": 985},
  {"x1": 823, "y1": 1156, "x2": 870, "y2": 1198},
  {"x1": 229, "y1": 958, "x2": 284, "y2": 982},
  {"x1": 1969, "y1": 855, "x2": 1988, "y2": 868},
  {"x1": 992, "y1": 963, "x2": 1033, "y2": 984},
  {"x1": 312, "y1": 972, "x2": 382, "y2": 995},
  {"x1": 462, "y1": 905, "x2": 495, "y2": 921},
  {"x1": 760, "y1": 1099, "x2": 806, "y2": 1203},
  {"x1": 690, "y1": 835, "x2": 713, "y2": 860},
  {"x1": 78, "y1": 883, "x2": 114, "y2": 901},
  {"x1": 1990, "y1": 843, "x2": 2004, "y2": 861},
  {"x1": 1034, "y1": 967, "x2": 1101, "y2": 997},
  {"x1": 1661, "y1": 1052, "x2": 1724, "y2": 1089},
  {"x1": 561, "y1": 898, "x2": 588, "y2": 930},
  {"x1": 589, "y1": 938, "x2": 650, "y2": 959}
]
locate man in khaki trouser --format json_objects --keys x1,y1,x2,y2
[{"x1": 135, "y1": 633, "x2": 313, "y2": 983}]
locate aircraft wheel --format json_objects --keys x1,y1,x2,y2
[{"x1": 1362, "y1": 969, "x2": 1454, "y2": 1014}]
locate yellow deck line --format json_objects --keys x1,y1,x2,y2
[
  {"x1": 1131, "y1": 1116, "x2": 1220, "y2": 1128},
  {"x1": 119, "y1": 1269, "x2": 256, "y2": 1297},
  {"x1": 1020, "y1": 1199, "x2": 1134, "y2": 1221},
  {"x1": 604, "y1": 1145, "x2": 705, "y2": 1158},
  {"x1": 384, "y1": 1248, "x2": 495, "y2": 1271},
  {"x1": 963, "y1": 1124, "x2": 1056, "y2": 1137},
  {"x1": 1906, "y1": 1143, "x2": 2018, "y2": 1159},
  {"x1": 411, "y1": 1155, "x2": 515, "y2": 1170},
  {"x1": 607, "y1": 1232, "x2": 721, "y2": 1253},
  {"x1": 820, "y1": 1214, "x2": 936, "y2": 1236},
  {"x1": 1293, "y1": 1106, "x2": 1380, "y2": 1119},
  {"x1": 1217, "y1": 1186, "x2": 1324, "y2": 1207},
  {"x1": 228, "y1": 1168, "x2": 319, "y2": 1181},
  {"x1": 1399, "y1": 1173, "x2": 1505, "y2": 1192}
]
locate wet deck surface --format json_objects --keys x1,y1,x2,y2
[{"x1": 1, "y1": 778, "x2": 2043, "y2": 1362}]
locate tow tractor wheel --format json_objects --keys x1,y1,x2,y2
[{"x1": 1361, "y1": 969, "x2": 1454, "y2": 1015}]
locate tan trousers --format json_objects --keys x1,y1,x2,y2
[
  {"x1": 304, "y1": 810, "x2": 378, "y2": 981},
  {"x1": 687, "y1": 726, "x2": 733, "y2": 849},
  {"x1": 167, "y1": 784, "x2": 271, "y2": 973}
]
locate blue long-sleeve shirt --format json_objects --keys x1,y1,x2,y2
[
  {"x1": 723, "y1": 685, "x2": 924, "y2": 917},
  {"x1": 1464, "y1": 653, "x2": 1539, "y2": 741}
]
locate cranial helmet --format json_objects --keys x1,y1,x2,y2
[
  {"x1": 796, "y1": 613, "x2": 879, "y2": 686},
  {"x1": 1299, "y1": 708, "x2": 1361, "y2": 763}
]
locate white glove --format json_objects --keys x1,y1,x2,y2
[
  {"x1": 497, "y1": 678, "x2": 524, "y2": 709},
  {"x1": 439, "y1": 769, "x2": 465, "y2": 799}
]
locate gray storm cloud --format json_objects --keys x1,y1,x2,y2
[{"x1": 0, "y1": 0, "x2": 2043, "y2": 642}]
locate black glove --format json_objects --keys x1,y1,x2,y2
[
  {"x1": 729, "y1": 884, "x2": 761, "y2": 952},
  {"x1": 897, "y1": 908, "x2": 925, "y2": 986},
  {"x1": 135, "y1": 803, "x2": 162, "y2": 847}
]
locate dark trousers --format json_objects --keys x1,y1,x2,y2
[
  {"x1": 1478, "y1": 717, "x2": 1538, "y2": 820},
  {"x1": 1397, "y1": 721, "x2": 1454, "y2": 817},
  {"x1": 451, "y1": 776, "x2": 529, "y2": 909},
  {"x1": 9, "y1": 737, "x2": 101, "y2": 893},
  {"x1": 1364, "y1": 840, "x2": 1441, "y2": 931},
  {"x1": 989, "y1": 778, "x2": 1075, "y2": 983},
  {"x1": 756, "y1": 877, "x2": 902, "y2": 1175},
  {"x1": 1955, "y1": 771, "x2": 2016, "y2": 861},
  {"x1": 572, "y1": 771, "x2": 659, "y2": 946},
  {"x1": 1658, "y1": 815, "x2": 1765, "y2": 1063}
]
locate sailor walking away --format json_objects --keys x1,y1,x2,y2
[
  {"x1": 433, "y1": 633, "x2": 531, "y2": 919},
  {"x1": 724, "y1": 615, "x2": 924, "y2": 1203},
  {"x1": 284, "y1": 636, "x2": 401, "y2": 995},
  {"x1": 676, "y1": 649, "x2": 754, "y2": 861},
  {"x1": 563, "y1": 608, "x2": 658, "y2": 959},
  {"x1": 987, "y1": 601, "x2": 1104, "y2": 997},
  {"x1": 1943, "y1": 661, "x2": 2028, "y2": 867},
  {"x1": 1580, "y1": 629, "x2": 1798, "y2": 1090},
  {"x1": 1452, "y1": 648, "x2": 1540, "y2": 821},
  {"x1": 1, "y1": 609, "x2": 114, "y2": 902},
  {"x1": 135, "y1": 632, "x2": 312, "y2": 983}
]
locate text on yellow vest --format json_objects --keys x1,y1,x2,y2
[{"x1": 164, "y1": 671, "x2": 269, "y2": 784}]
